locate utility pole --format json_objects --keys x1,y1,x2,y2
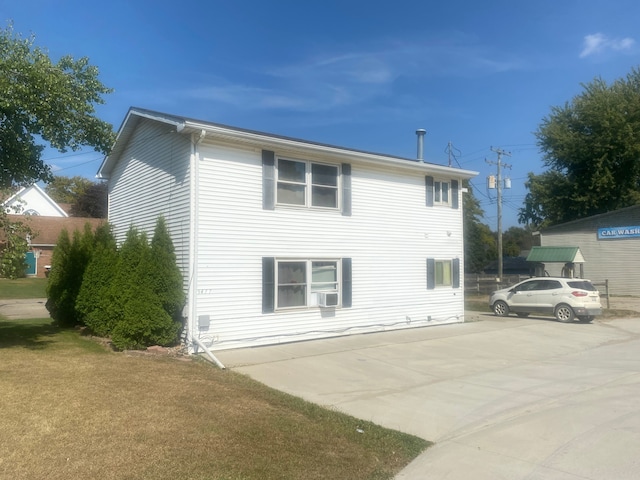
[{"x1": 486, "y1": 147, "x2": 511, "y2": 283}]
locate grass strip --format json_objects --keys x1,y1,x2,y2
[{"x1": 0, "y1": 317, "x2": 429, "y2": 480}]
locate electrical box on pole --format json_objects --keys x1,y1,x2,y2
[{"x1": 486, "y1": 147, "x2": 512, "y2": 282}]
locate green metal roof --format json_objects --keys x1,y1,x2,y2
[{"x1": 526, "y1": 246, "x2": 585, "y2": 263}]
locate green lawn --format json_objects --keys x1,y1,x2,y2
[
  {"x1": 0, "y1": 277, "x2": 48, "y2": 299},
  {"x1": 0, "y1": 316, "x2": 429, "y2": 480}
]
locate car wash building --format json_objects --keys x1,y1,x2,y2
[{"x1": 535, "y1": 205, "x2": 640, "y2": 295}]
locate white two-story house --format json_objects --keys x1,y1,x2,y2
[{"x1": 98, "y1": 107, "x2": 477, "y2": 351}]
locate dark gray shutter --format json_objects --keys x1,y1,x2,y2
[
  {"x1": 262, "y1": 257, "x2": 275, "y2": 313},
  {"x1": 262, "y1": 150, "x2": 275, "y2": 210},
  {"x1": 425, "y1": 176, "x2": 434, "y2": 207},
  {"x1": 342, "y1": 258, "x2": 352, "y2": 307},
  {"x1": 342, "y1": 163, "x2": 351, "y2": 216},
  {"x1": 427, "y1": 258, "x2": 435, "y2": 289},
  {"x1": 453, "y1": 258, "x2": 460, "y2": 288},
  {"x1": 451, "y1": 179, "x2": 459, "y2": 209}
]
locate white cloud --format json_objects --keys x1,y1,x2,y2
[
  {"x1": 580, "y1": 33, "x2": 636, "y2": 58},
  {"x1": 183, "y1": 36, "x2": 523, "y2": 114}
]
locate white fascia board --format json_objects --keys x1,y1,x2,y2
[
  {"x1": 181, "y1": 120, "x2": 478, "y2": 180},
  {"x1": 97, "y1": 108, "x2": 187, "y2": 179}
]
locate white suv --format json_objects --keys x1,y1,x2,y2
[{"x1": 489, "y1": 277, "x2": 602, "y2": 323}]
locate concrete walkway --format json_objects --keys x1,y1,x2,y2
[
  {"x1": 216, "y1": 314, "x2": 640, "y2": 479},
  {"x1": 0, "y1": 298, "x2": 49, "y2": 319}
]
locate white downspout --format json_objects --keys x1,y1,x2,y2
[
  {"x1": 187, "y1": 129, "x2": 227, "y2": 367},
  {"x1": 193, "y1": 336, "x2": 226, "y2": 369}
]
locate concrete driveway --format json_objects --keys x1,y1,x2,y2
[{"x1": 217, "y1": 314, "x2": 640, "y2": 479}]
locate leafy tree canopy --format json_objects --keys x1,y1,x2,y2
[
  {"x1": 520, "y1": 68, "x2": 640, "y2": 227},
  {"x1": 45, "y1": 175, "x2": 107, "y2": 217},
  {"x1": 45, "y1": 175, "x2": 93, "y2": 204},
  {"x1": 0, "y1": 24, "x2": 115, "y2": 189}
]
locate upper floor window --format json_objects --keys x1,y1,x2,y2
[
  {"x1": 277, "y1": 158, "x2": 339, "y2": 209},
  {"x1": 434, "y1": 180, "x2": 450, "y2": 205},
  {"x1": 425, "y1": 176, "x2": 459, "y2": 209}
]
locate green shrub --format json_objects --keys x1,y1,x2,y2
[
  {"x1": 106, "y1": 225, "x2": 181, "y2": 349},
  {"x1": 46, "y1": 224, "x2": 96, "y2": 327},
  {"x1": 76, "y1": 223, "x2": 118, "y2": 336},
  {"x1": 110, "y1": 294, "x2": 181, "y2": 350},
  {"x1": 149, "y1": 217, "x2": 185, "y2": 322}
]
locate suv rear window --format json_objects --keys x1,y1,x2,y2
[{"x1": 567, "y1": 280, "x2": 597, "y2": 291}]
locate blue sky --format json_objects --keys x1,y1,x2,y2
[{"x1": 4, "y1": 0, "x2": 640, "y2": 228}]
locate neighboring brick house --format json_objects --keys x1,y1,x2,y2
[
  {"x1": 8, "y1": 215, "x2": 104, "y2": 277},
  {"x1": 2, "y1": 185, "x2": 103, "y2": 277}
]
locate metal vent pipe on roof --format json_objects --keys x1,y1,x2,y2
[{"x1": 416, "y1": 129, "x2": 426, "y2": 161}]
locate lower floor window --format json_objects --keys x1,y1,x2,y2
[
  {"x1": 427, "y1": 257, "x2": 460, "y2": 290},
  {"x1": 263, "y1": 257, "x2": 352, "y2": 313},
  {"x1": 435, "y1": 260, "x2": 452, "y2": 286},
  {"x1": 277, "y1": 259, "x2": 339, "y2": 309}
]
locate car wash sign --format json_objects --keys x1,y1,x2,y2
[{"x1": 598, "y1": 225, "x2": 640, "y2": 239}]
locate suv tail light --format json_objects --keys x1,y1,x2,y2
[{"x1": 571, "y1": 291, "x2": 588, "y2": 297}]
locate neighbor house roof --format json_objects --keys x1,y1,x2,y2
[
  {"x1": 98, "y1": 107, "x2": 478, "y2": 180},
  {"x1": 3, "y1": 215, "x2": 104, "y2": 246},
  {"x1": 2, "y1": 184, "x2": 68, "y2": 217},
  {"x1": 526, "y1": 246, "x2": 585, "y2": 263}
]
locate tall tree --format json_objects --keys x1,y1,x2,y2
[
  {"x1": 45, "y1": 176, "x2": 107, "y2": 218},
  {"x1": 45, "y1": 175, "x2": 93, "y2": 204},
  {"x1": 520, "y1": 68, "x2": 640, "y2": 227},
  {"x1": 463, "y1": 181, "x2": 496, "y2": 273},
  {"x1": 502, "y1": 226, "x2": 535, "y2": 257},
  {"x1": 73, "y1": 181, "x2": 107, "y2": 218},
  {"x1": 0, "y1": 24, "x2": 115, "y2": 189}
]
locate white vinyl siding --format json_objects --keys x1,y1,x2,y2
[
  {"x1": 104, "y1": 113, "x2": 471, "y2": 351},
  {"x1": 192, "y1": 141, "x2": 466, "y2": 349},
  {"x1": 106, "y1": 120, "x2": 192, "y2": 285}
]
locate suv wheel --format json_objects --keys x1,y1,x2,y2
[
  {"x1": 493, "y1": 300, "x2": 510, "y2": 317},
  {"x1": 555, "y1": 304, "x2": 575, "y2": 323}
]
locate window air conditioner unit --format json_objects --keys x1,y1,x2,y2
[{"x1": 318, "y1": 292, "x2": 339, "y2": 307}]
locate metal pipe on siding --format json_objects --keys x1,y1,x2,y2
[
  {"x1": 187, "y1": 130, "x2": 206, "y2": 354},
  {"x1": 416, "y1": 129, "x2": 426, "y2": 161}
]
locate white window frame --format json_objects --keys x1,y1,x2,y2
[
  {"x1": 276, "y1": 158, "x2": 340, "y2": 209},
  {"x1": 433, "y1": 179, "x2": 450, "y2": 206},
  {"x1": 275, "y1": 258, "x2": 341, "y2": 310},
  {"x1": 435, "y1": 259, "x2": 453, "y2": 287}
]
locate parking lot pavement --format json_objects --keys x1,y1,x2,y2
[{"x1": 216, "y1": 314, "x2": 640, "y2": 480}]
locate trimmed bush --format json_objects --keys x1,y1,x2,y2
[
  {"x1": 54, "y1": 218, "x2": 184, "y2": 349},
  {"x1": 106, "y1": 224, "x2": 182, "y2": 349},
  {"x1": 110, "y1": 294, "x2": 181, "y2": 350},
  {"x1": 46, "y1": 224, "x2": 95, "y2": 327},
  {"x1": 76, "y1": 223, "x2": 118, "y2": 336},
  {"x1": 149, "y1": 217, "x2": 185, "y2": 322}
]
